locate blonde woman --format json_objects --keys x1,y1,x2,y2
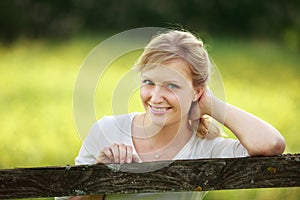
[{"x1": 69, "y1": 30, "x2": 285, "y2": 200}]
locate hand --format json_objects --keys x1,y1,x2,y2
[
  {"x1": 189, "y1": 87, "x2": 213, "y2": 120},
  {"x1": 97, "y1": 143, "x2": 140, "y2": 164},
  {"x1": 198, "y1": 86, "x2": 213, "y2": 116}
]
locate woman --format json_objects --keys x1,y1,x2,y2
[{"x1": 70, "y1": 30, "x2": 285, "y2": 200}]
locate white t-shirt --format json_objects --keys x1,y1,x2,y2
[{"x1": 71, "y1": 113, "x2": 248, "y2": 200}]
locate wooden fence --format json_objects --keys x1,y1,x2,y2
[{"x1": 0, "y1": 154, "x2": 299, "y2": 199}]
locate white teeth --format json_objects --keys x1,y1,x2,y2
[{"x1": 151, "y1": 106, "x2": 167, "y2": 112}]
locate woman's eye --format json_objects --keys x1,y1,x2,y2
[
  {"x1": 143, "y1": 80, "x2": 154, "y2": 85},
  {"x1": 167, "y1": 83, "x2": 179, "y2": 89}
]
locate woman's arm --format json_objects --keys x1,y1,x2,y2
[{"x1": 198, "y1": 88, "x2": 286, "y2": 156}]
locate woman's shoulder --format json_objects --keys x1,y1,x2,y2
[{"x1": 89, "y1": 112, "x2": 139, "y2": 140}]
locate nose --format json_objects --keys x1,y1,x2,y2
[{"x1": 150, "y1": 85, "x2": 164, "y2": 104}]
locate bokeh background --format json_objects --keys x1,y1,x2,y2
[{"x1": 0, "y1": 0, "x2": 299, "y2": 199}]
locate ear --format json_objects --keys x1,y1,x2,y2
[{"x1": 193, "y1": 85, "x2": 204, "y2": 102}]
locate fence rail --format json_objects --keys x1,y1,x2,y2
[{"x1": 0, "y1": 154, "x2": 299, "y2": 199}]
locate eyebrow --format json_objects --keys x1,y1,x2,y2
[{"x1": 141, "y1": 75, "x2": 182, "y2": 84}]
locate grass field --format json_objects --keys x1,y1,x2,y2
[{"x1": 0, "y1": 33, "x2": 299, "y2": 199}]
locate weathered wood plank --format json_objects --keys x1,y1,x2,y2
[{"x1": 0, "y1": 154, "x2": 299, "y2": 199}]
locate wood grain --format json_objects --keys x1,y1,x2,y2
[{"x1": 0, "y1": 154, "x2": 299, "y2": 199}]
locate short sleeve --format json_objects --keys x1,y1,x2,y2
[
  {"x1": 74, "y1": 114, "x2": 134, "y2": 165},
  {"x1": 211, "y1": 137, "x2": 249, "y2": 158},
  {"x1": 75, "y1": 119, "x2": 110, "y2": 165}
]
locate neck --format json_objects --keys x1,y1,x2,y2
[
  {"x1": 141, "y1": 113, "x2": 192, "y2": 149},
  {"x1": 132, "y1": 113, "x2": 194, "y2": 161}
]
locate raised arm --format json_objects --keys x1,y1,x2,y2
[{"x1": 198, "y1": 88, "x2": 286, "y2": 156}]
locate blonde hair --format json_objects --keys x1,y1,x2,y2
[{"x1": 135, "y1": 30, "x2": 222, "y2": 139}]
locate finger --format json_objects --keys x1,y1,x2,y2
[
  {"x1": 103, "y1": 146, "x2": 114, "y2": 161},
  {"x1": 97, "y1": 146, "x2": 113, "y2": 164},
  {"x1": 110, "y1": 143, "x2": 120, "y2": 163},
  {"x1": 133, "y1": 154, "x2": 142, "y2": 163},
  {"x1": 118, "y1": 144, "x2": 126, "y2": 164},
  {"x1": 126, "y1": 145, "x2": 133, "y2": 163}
]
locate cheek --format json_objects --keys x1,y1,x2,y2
[
  {"x1": 176, "y1": 92, "x2": 194, "y2": 109},
  {"x1": 139, "y1": 87, "x2": 150, "y2": 104},
  {"x1": 167, "y1": 92, "x2": 191, "y2": 109}
]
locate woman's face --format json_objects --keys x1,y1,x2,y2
[{"x1": 140, "y1": 59, "x2": 200, "y2": 127}]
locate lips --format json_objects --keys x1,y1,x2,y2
[{"x1": 149, "y1": 105, "x2": 171, "y2": 114}]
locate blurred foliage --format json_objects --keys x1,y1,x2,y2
[{"x1": 0, "y1": 0, "x2": 299, "y2": 51}]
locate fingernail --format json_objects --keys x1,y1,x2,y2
[
  {"x1": 120, "y1": 160, "x2": 124, "y2": 164},
  {"x1": 127, "y1": 158, "x2": 131, "y2": 163}
]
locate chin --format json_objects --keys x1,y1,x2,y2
[{"x1": 149, "y1": 114, "x2": 168, "y2": 126}]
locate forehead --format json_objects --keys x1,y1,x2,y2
[{"x1": 141, "y1": 59, "x2": 192, "y2": 83}]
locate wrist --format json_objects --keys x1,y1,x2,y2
[{"x1": 209, "y1": 95, "x2": 227, "y2": 124}]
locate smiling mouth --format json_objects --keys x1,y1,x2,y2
[{"x1": 149, "y1": 105, "x2": 171, "y2": 114}]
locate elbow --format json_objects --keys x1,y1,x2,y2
[
  {"x1": 272, "y1": 136, "x2": 286, "y2": 155},
  {"x1": 248, "y1": 134, "x2": 286, "y2": 156}
]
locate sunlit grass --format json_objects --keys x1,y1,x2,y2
[
  {"x1": 0, "y1": 37, "x2": 96, "y2": 167},
  {"x1": 0, "y1": 34, "x2": 299, "y2": 199}
]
